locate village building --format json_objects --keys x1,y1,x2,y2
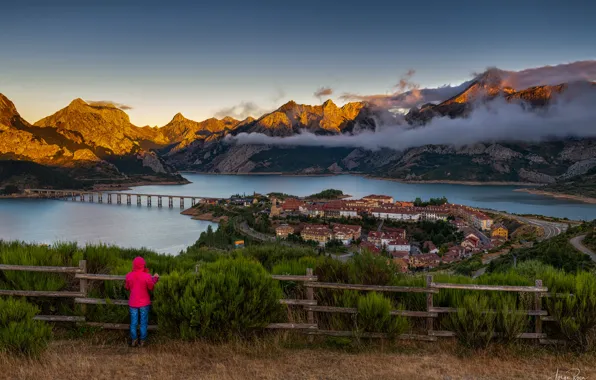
[
  {"x1": 301, "y1": 204, "x2": 325, "y2": 218},
  {"x1": 390, "y1": 250, "x2": 410, "y2": 260},
  {"x1": 371, "y1": 207, "x2": 421, "y2": 222},
  {"x1": 450, "y1": 218, "x2": 467, "y2": 229},
  {"x1": 461, "y1": 235, "x2": 480, "y2": 249},
  {"x1": 386, "y1": 238, "x2": 411, "y2": 252},
  {"x1": 491, "y1": 223, "x2": 509, "y2": 240},
  {"x1": 360, "y1": 241, "x2": 381, "y2": 254},
  {"x1": 423, "y1": 241, "x2": 439, "y2": 254},
  {"x1": 367, "y1": 230, "x2": 407, "y2": 248},
  {"x1": 367, "y1": 231, "x2": 384, "y2": 246},
  {"x1": 199, "y1": 198, "x2": 218, "y2": 205},
  {"x1": 301, "y1": 224, "x2": 332, "y2": 246},
  {"x1": 230, "y1": 196, "x2": 257, "y2": 207},
  {"x1": 416, "y1": 206, "x2": 450, "y2": 221},
  {"x1": 332, "y1": 224, "x2": 362, "y2": 245},
  {"x1": 411, "y1": 253, "x2": 441, "y2": 269},
  {"x1": 394, "y1": 201, "x2": 414, "y2": 207},
  {"x1": 363, "y1": 194, "x2": 395, "y2": 205},
  {"x1": 275, "y1": 224, "x2": 294, "y2": 238},
  {"x1": 470, "y1": 211, "x2": 493, "y2": 231},
  {"x1": 281, "y1": 198, "x2": 305, "y2": 213},
  {"x1": 270, "y1": 199, "x2": 282, "y2": 217},
  {"x1": 441, "y1": 253, "x2": 460, "y2": 264}
]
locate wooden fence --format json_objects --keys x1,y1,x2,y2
[{"x1": 0, "y1": 261, "x2": 558, "y2": 343}]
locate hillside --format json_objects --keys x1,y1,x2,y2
[{"x1": 0, "y1": 95, "x2": 184, "y2": 189}]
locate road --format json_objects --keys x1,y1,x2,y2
[
  {"x1": 479, "y1": 209, "x2": 568, "y2": 241},
  {"x1": 236, "y1": 221, "x2": 275, "y2": 242},
  {"x1": 471, "y1": 210, "x2": 569, "y2": 278},
  {"x1": 570, "y1": 235, "x2": 596, "y2": 262}
]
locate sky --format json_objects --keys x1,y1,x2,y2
[{"x1": 1, "y1": 0, "x2": 595, "y2": 126}]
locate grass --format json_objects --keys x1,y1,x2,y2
[{"x1": 1, "y1": 338, "x2": 595, "y2": 380}]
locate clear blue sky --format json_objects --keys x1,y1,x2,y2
[{"x1": 1, "y1": 0, "x2": 594, "y2": 126}]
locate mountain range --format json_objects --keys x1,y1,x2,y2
[{"x1": 1, "y1": 70, "x2": 596, "y2": 197}]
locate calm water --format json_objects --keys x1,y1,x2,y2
[{"x1": 1, "y1": 174, "x2": 595, "y2": 254}]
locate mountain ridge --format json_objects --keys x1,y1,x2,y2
[{"x1": 2, "y1": 76, "x2": 596, "y2": 194}]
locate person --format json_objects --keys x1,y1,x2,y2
[{"x1": 125, "y1": 256, "x2": 159, "y2": 347}]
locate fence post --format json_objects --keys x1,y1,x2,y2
[
  {"x1": 79, "y1": 260, "x2": 88, "y2": 314},
  {"x1": 306, "y1": 268, "x2": 315, "y2": 343},
  {"x1": 535, "y1": 279, "x2": 543, "y2": 341},
  {"x1": 426, "y1": 275, "x2": 434, "y2": 335}
]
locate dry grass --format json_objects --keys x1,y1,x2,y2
[{"x1": 1, "y1": 338, "x2": 595, "y2": 380}]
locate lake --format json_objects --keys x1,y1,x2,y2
[{"x1": 1, "y1": 173, "x2": 595, "y2": 254}]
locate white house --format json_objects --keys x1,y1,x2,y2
[
  {"x1": 371, "y1": 207, "x2": 421, "y2": 222},
  {"x1": 386, "y1": 239, "x2": 411, "y2": 252}
]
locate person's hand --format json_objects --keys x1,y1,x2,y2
[{"x1": 154, "y1": 273, "x2": 160, "y2": 278}]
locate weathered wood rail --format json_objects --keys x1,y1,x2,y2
[{"x1": 0, "y1": 261, "x2": 560, "y2": 343}]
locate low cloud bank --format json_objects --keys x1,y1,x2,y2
[
  {"x1": 226, "y1": 88, "x2": 596, "y2": 151},
  {"x1": 86, "y1": 100, "x2": 132, "y2": 110}
]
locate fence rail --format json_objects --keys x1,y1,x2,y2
[{"x1": 0, "y1": 261, "x2": 562, "y2": 343}]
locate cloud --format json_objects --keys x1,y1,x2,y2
[
  {"x1": 497, "y1": 61, "x2": 596, "y2": 89},
  {"x1": 394, "y1": 69, "x2": 418, "y2": 92},
  {"x1": 86, "y1": 100, "x2": 132, "y2": 110},
  {"x1": 227, "y1": 84, "x2": 596, "y2": 152},
  {"x1": 314, "y1": 86, "x2": 334, "y2": 102},
  {"x1": 341, "y1": 61, "x2": 596, "y2": 111},
  {"x1": 214, "y1": 101, "x2": 269, "y2": 120}
]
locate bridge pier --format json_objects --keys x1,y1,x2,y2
[
  {"x1": 180, "y1": 197, "x2": 184, "y2": 208},
  {"x1": 158, "y1": 196, "x2": 162, "y2": 208},
  {"x1": 137, "y1": 195, "x2": 141, "y2": 206},
  {"x1": 191, "y1": 198, "x2": 196, "y2": 206},
  {"x1": 127, "y1": 195, "x2": 131, "y2": 205},
  {"x1": 117, "y1": 194, "x2": 122, "y2": 205},
  {"x1": 147, "y1": 196, "x2": 152, "y2": 207},
  {"x1": 89, "y1": 193, "x2": 94, "y2": 203},
  {"x1": 168, "y1": 197, "x2": 173, "y2": 208},
  {"x1": 98, "y1": 193, "x2": 103, "y2": 203},
  {"x1": 107, "y1": 194, "x2": 112, "y2": 204}
]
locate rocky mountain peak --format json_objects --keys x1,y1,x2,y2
[
  {"x1": 68, "y1": 98, "x2": 88, "y2": 109},
  {"x1": 0, "y1": 93, "x2": 19, "y2": 126},
  {"x1": 322, "y1": 99, "x2": 337, "y2": 109},
  {"x1": 278, "y1": 100, "x2": 298, "y2": 112},
  {"x1": 172, "y1": 112, "x2": 186, "y2": 123}
]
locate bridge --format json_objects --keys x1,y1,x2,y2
[{"x1": 26, "y1": 189, "x2": 220, "y2": 209}]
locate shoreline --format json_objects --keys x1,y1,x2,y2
[
  {"x1": 180, "y1": 171, "x2": 543, "y2": 186},
  {"x1": 514, "y1": 188, "x2": 596, "y2": 204}
]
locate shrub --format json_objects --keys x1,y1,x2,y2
[
  {"x1": 548, "y1": 272, "x2": 596, "y2": 351},
  {"x1": 444, "y1": 293, "x2": 495, "y2": 349},
  {"x1": 348, "y1": 252, "x2": 397, "y2": 286},
  {"x1": 0, "y1": 298, "x2": 52, "y2": 356},
  {"x1": 495, "y1": 297, "x2": 530, "y2": 345},
  {"x1": 356, "y1": 292, "x2": 408, "y2": 337},
  {"x1": 154, "y1": 257, "x2": 284, "y2": 340}
]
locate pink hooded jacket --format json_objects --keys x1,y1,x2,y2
[{"x1": 125, "y1": 257, "x2": 158, "y2": 308}]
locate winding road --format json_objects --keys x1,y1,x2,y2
[
  {"x1": 570, "y1": 235, "x2": 596, "y2": 262},
  {"x1": 472, "y1": 210, "x2": 570, "y2": 278},
  {"x1": 479, "y1": 209, "x2": 569, "y2": 241}
]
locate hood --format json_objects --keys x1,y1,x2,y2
[{"x1": 132, "y1": 256, "x2": 146, "y2": 272}]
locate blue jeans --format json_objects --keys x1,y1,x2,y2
[{"x1": 129, "y1": 306, "x2": 150, "y2": 341}]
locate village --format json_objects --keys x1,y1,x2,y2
[{"x1": 191, "y1": 191, "x2": 515, "y2": 273}]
